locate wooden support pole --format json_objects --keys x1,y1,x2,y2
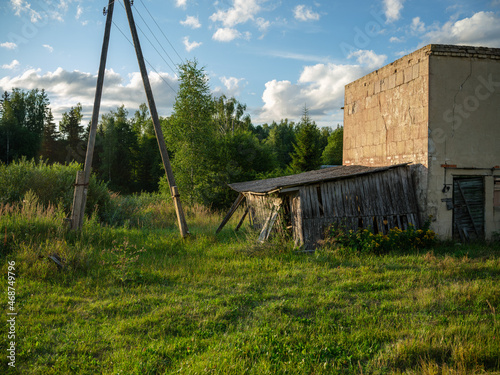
[
  {"x1": 70, "y1": 171, "x2": 86, "y2": 230},
  {"x1": 123, "y1": 0, "x2": 189, "y2": 237},
  {"x1": 235, "y1": 206, "x2": 249, "y2": 232},
  {"x1": 70, "y1": 0, "x2": 114, "y2": 230},
  {"x1": 216, "y1": 193, "x2": 245, "y2": 234}
]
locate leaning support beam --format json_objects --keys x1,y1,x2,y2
[
  {"x1": 216, "y1": 193, "x2": 245, "y2": 234},
  {"x1": 235, "y1": 206, "x2": 249, "y2": 232},
  {"x1": 70, "y1": 0, "x2": 114, "y2": 230},
  {"x1": 124, "y1": 0, "x2": 189, "y2": 238}
]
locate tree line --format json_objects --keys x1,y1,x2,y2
[{"x1": 0, "y1": 60, "x2": 343, "y2": 210}]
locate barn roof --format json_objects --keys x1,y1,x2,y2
[{"x1": 229, "y1": 163, "x2": 410, "y2": 194}]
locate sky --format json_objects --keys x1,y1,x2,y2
[{"x1": 1, "y1": 0, "x2": 500, "y2": 128}]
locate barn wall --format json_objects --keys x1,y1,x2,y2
[
  {"x1": 245, "y1": 193, "x2": 282, "y2": 231},
  {"x1": 299, "y1": 167, "x2": 420, "y2": 247}
]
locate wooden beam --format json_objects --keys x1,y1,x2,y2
[
  {"x1": 235, "y1": 206, "x2": 249, "y2": 232},
  {"x1": 216, "y1": 193, "x2": 245, "y2": 234},
  {"x1": 70, "y1": 171, "x2": 86, "y2": 230},
  {"x1": 124, "y1": 0, "x2": 189, "y2": 238},
  {"x1": 71, "y1": 0, "x2": 114, "y2": 230}
]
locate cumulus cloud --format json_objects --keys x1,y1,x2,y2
[
  {"x1": 348, "y1": 49, "x2": 387, "y2": 69},
  {"x1": 1, "y1": 42, "x2": 17, "y2": 50},
  {"x1": 256, "y1": 48, "x2": 389, "y2": 124},
  {"x1": 383, "y1": 0, "x2": 405, "y2": 23},
  {"x1": 180, "y1": 15, "x2": 201, "y2": 29},
  {"x1": 0, "y1": 67, "x2": 179, "y2": 122},
  {"x1": 212, "y1": 27, "x2": 242, "y2": 42},
  {"x1": 293, "y1": 5, "x2": 320, "y2": 22},
  {"x1": 422, "y1": 11, "x2": 500, "y2": 47},
  {"x1": 183, "y1": 36, "x2": 202, "y2": 52},
  {"x1": 2, "y1": 60, "x2": 20, "y2": 70},
  {"x1": 258, "y1": 63, "x2": 368, "y2": 124},
  {"x1": 210, "y1": 0, "x2": 261, "y2": 27},
  {"x1": 215, "y1": 76, "x2": 245, "y2": 97}
]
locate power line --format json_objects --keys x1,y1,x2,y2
[
  {"x1": 138, "y1": 0, "x2": 184, "y2": 64},
  {"x1": 111, "y1": 20, "x2": 178, "y2": 95},
  {"x1": 133, "y1": 5, "x2": 180, "y2": 69},
  {"x1": 116, "y1": 0, "x2": 177, "y2": 74}
]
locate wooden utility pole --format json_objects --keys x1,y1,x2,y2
[
  {"x1": 123, "y1": 0, "x2": 189, "y2": 237},
  {"x1": 71, "y1": 0, "x2": 114, "y2": 230},
  {"x1": 71, "y1": 0, "x2": 189, "y2": 238}
]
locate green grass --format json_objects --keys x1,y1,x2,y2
[{"x1": 1, "y1": 195, "x2": 500, "y2": 374}]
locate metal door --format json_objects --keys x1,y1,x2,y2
[{"x1": 453, "y1": 176, "x2": 485, "y2": 241}]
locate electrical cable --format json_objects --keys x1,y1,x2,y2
[
  {"x1": 111, "y1": 20, "x2": 178, "y2": 94},
  {"x1": 138, "y1": 0, "x2": 184, "y2": 63}
]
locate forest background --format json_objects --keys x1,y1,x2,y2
[{"x1": 0, "y1": 60, "x2": 343, "y2": 210}]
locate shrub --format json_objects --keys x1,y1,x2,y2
[
  {"x1": 324, "y1": 220, "x2": 437, "y2": 254},
  {"x1": 0, "y1": 158, "x2": 110, "y2": 218}
]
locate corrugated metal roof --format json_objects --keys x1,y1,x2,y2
[{"x1": 229, "y1": 163, "x2": 410, "y2": 194}]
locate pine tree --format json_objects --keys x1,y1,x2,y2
[
  {"x1": 289, "y1": 106, "x2": 322, "y2": 173},
  {"x1": 40, "y1": 108, "x2": 61, "y2": 163}
]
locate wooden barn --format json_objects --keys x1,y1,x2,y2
[{"x1": 217, "y1": 163, "x2": 422, "y2": 248}]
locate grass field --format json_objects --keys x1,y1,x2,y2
[{"x1": 1, "y1": 194, "x2": 500, "y2": 374}]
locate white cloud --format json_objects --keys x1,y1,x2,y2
[
  {"x1": 210, "y1": 0, "x2": 261, "y2": 28},
  {"x1": 390, "y1": 36, "x2": 404, "y2": 43},
  {"x1": 180, "y1": 15, "x2": 201, "y2": 29},
  {"x1": 257, "y1": 50, "x2": 390, "y2": 124},
  {"x1": 423, "y1": 11, "x2": 500, "y2": 47},
  {"x1": 256, "y1": 17, "x2": 270, "y2": 32},
  {"x1": 383, "y1": 0, "x2": 405, "y2": 23},
  {"x1": 43, "y1": 44, "x2": 54, "y2": 53},
  {"x1": 1, "y1": 42, "x2": 17, "y2": 50},
  {"x1": 183, "y1": 36, "x2": 202, "y2": 52},
  {"x1": 0, "y1": 67, "x2": 179, "y2": 123},
  {"x1": 10, "y1": 0, "x2": 42, "y2": 23},
  {"x1": 293, "y1": 5, "x2": 320, "y2": 22},
  {"x1": 176, "y1": 0, "x2": 187, "y2": 9},
  {"x1": 219, "y1": 76, "x2": 245, "y2": 96},
  {"x1": 212, "y1": 27, "x2": 242, "y2": 42},
  {"x1": 2, "y1": 60, "x2": 20, "y2": 70},
  {"x1": 411, "y1": 17, "x2": 425, "y2": 34},
  {"x1": 258, "y1": 63, "x2": 370, "y2": 124},
  {"x1": 348, "y1": 49, "x2": 387, "y2": 69},
  {"x1": 76, "y1": 5, "x2": 83, "y2": 19}
]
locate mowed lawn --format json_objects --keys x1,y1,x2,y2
[{"x1": 1, "y1": 203, "x2": 500, "y2": 374}]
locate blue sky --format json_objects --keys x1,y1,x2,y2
[{"x1": 1, "y1": 0, "x2": 500, "y2": 127}]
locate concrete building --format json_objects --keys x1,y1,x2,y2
[{"x1": 343, "y1": 44, "x2": 500, "y2": 240}]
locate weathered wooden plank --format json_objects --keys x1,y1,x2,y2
[
  {"x1": 321, "y1": 183, "x2": 333, "y2": 217},
  {"x1": 235, "y1": 206, "x2": 249, "y2": 232},
  {"x1": 216, "y1": 193, "x2": 245, "y2": 234},
  {"x1": 258, "y1": 203, "x2": 281, "y2": 242},
  {"x1": 308, "y1": 185, "x2": 320, "y2": 219},
  {"x1": 292, "y1": 193, "x2": 304, "y2": 246}
]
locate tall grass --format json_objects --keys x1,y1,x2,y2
[
  {"x1": 1, "y1": 186, "x2": 499, "y2": 374},
  {"x1": 0, "y1": 158, "x2": 110, "y2": 217}
]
